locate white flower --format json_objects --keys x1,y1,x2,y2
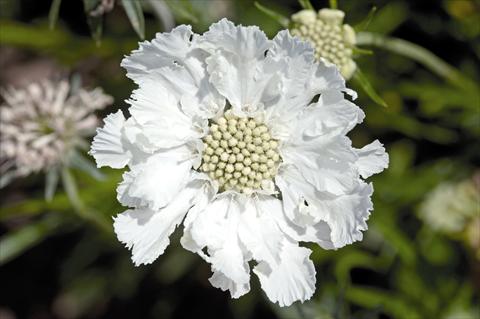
[
  {"x1": 420, "y1": 178, "x2": 479, "y2": 234},
  {"x1": 0, "y1": 80, "x2": 112, "y2": 186},
  {"x1": 90, "y1": 19, "x2": 388, "y2": 307},
  {"x1": 291, "y1": 9, "x2": 357, "y2": 79}
]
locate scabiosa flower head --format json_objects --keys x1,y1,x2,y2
[
  {"x1": 420, "y1": 178, "x2": 479, "y2": 234},
  {"x1": 90, "y1": 19, "x2": 388, "y2": 306},
  {"x1": 0, "y1": 80, "x2": 112, "y2": 184},
  {"x1": 291, "y1": 9, "x2": 357, "y2": 79}
]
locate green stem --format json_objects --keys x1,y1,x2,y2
[
  {"x1": 295, "y1": 303, "x2": 308, "y2": 319},
  {"x1": 356, "y1": 32, "x2": 477, "y2": 91},
  {"x1": 0, "y1": 215, "x2": 61, "y2": 265},
  {"x1": 61, "y1": 167, "x2": 111, "y2": 234},
  {"x1": 48, "y1": 0, "x2": 62, "y2": 29},
  {"x1": 329, "y1": 0, "x2": 338, "y2": 9}
]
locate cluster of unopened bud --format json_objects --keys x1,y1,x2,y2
[
  {"x1": 290, "y1": 8, "x2": 357, "y2": 79},
  {"x1": 200, "y1": 110, "x2": 281, "y2": 193}
]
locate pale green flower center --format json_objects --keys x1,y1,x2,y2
[
  {"x1": 290, "y1": 9, "x2": 357, "y2": 79},
  {"x1": 200, "y1": 110, "x2": 281, "y2": 193}
]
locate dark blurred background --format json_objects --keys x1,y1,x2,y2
[{"x1": 0, "y1": 0, "x2": 479, "y2": 318}]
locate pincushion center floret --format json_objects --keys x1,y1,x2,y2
[{"x1": 200, "y1": 110, "x2": 281, "y2": 193}]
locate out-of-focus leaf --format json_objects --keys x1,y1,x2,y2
[
  {"x1": 298, "y1": 0, "x2": 314, "y2": 10},
  {"x1": 386, "y1": 141, "x2": 415, "y2": 176},
  {"x1": 346, "y1": 286, "x2": 421, "y2": 319},
  {"x1": 366, "y1": 107, "x2": 459, "y2": 144},
  {"x1": 271, "y1": 301, "x2": 333, "y2": 319},
  {"x1": 48, "y1": 0, "x2": 62, "y2": 29},
  {"x1": 121, "y1": 0, "x2": 145, "y2": 39},
  {"x1": 353, "y1": 68, "x2": 388, "y2": 107},
  {"x1": 82, "y1": 0, "x2": 103, "y2": 44},
  {"x1": 146, "y1": 0, "x2": 175, "y2": 31},
  {"x1": 334, "y1": 250, "x2": 390, "y2": 285},
  {"x1": 165, "y1": 0, "x2": 198, "y2": 24},
  {"x1": 61, "y1": 168, "x2": 112, "y2": 233},
  {"x1": 372, "y1": 209, "x2": 416, "y2": 266},
  {"x1": 54, "y1": 270, "x2": 109, "y2": 318},
  {"x1": 354, "y1": 6, "x2": 377, "y2": 32},
  {"x1": 155, "y1": 248, "x2": 196, "y2": 284},
  {"x1": 45, "y1": 167, "x2": 60, "y2": 201},
  {"x1": 366, "y1": 2, "x2": 407, "y2": 35},
  {"x1": 0, "y1": 20, "x2": 135, "y2": 64},
  {"x1": 254, "y1": 2, "x2": 289, "y2": 28},
  {"x1": 86, "y1": 15, "x2": 103, "y2": 44},
  {"x1": 356, "y1": 32, "x2": 477, "y2": 92},
  {"x1": 0, "y1": 215, "x2": 61, "y2": 265},
  {"x1": 69, "y1": 150, "x2": 105, "y2": 181},
  {"x1": 352, "y1": 47, "x2": 373, "y2": 55},
  {"x1": 83, "y1": 0, "x2": 100, "y2": 12},
  {"x1": 417, "y1": 227, "x2": 455, "y2": 266}
]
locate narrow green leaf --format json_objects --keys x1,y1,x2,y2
[
  {"x1": 121, "y1": 0, "x2": 145, "y2": 39},
  {"x1": 48, "y1": 0, "x2": 62, "y2": 29},
  {"x1": 329, "y1": 0, "x2": 338, "y2": 9},
  {"x1": 298, "y1": 0, "x2": 314, "y2": 10},
  {"x1": 0, "y1": 215, "x2": 61, "y2": 265},
  {"x1": 352, "y1": 68, "x2": 388, "y2": 107},
  {"x1": 356, "y1": 32, "x2": 477, "y2": 92},
  {"x1": 254, "y1": 2, "x2": 289, "y2": 28},
  {"x1": 45, "y1": 167, "x2": 60, "y2": 201},
  {"x1": 86, "y1": 16, "x2": 103, "y2": 45},
  {"x1": 61, "y1": 168, "x2": 112, "y2": 234},
  {"x1": 83, "y1": 0, "x2": 101, "y2": 12},
  {"x1": 163, "y1": 0, "x2": 198, "y2": 24},
  {"x1": 354, "y1": 6, "x2": 377, "y2": 32},
  {"x1": 346, "y1": 286, "x2": 421, "y2": 319},
  {"x1": 352, "y1": 47, "x2": 374, "y2": 55},
  {"x1": 61, "y1": 167, "x2": 84, "y2": 211},
  {"x1": 69, "y1": 150, "x2": 105, "y2": 181},
  {"x1": 83, "y1": 0, "x2": 103, "y2": 44}
]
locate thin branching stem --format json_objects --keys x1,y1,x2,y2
[{"x1": 356, "y1": 32, "x2": 477, "y2": 92}]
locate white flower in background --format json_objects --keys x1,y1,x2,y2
[
  {"x1": 291, "y1": 9, "x2": 357, "y2": 79},
  {"x1": 420, "y1": 178, "x2": 479, "y2": 234},
  {"x1": 90, "y1": 19, "x2": 388, "y2": 306},
  {"x1": 0, "y1": 80, "x2": 112, "y2": 186}
]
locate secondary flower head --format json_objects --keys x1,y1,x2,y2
[
  {"x1": 420, "y1": 177, "x2": 479, "y2": 234},
  {"x1": 291, "y1": 9, "x2": 357, "y2": 79},
  {"x1": 90, "y1": 19, "x2": 388, "y2": 306},
  {"x1": 0, "y1": 80, "x2": 112, "y2": 185}
]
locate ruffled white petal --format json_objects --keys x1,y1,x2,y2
[
  {"x1": 282, "y1": 136, "x2": 358, "y2": 194},
  {"x1": 113, "y1": 176, "x2": 206, "y2": 266},
  {"x1": 122, "y1": 24, "x2": 225, "y2": 120},
  {"x1": 275, "y1": 164, "x2": 322, "y2": 226},
  {"x1": 276, "y1": 165, "x2": 372, "y2": 250},
  {"x1": 201, "y1": 19, "x2": 282, "y2": 115},
  {"x1": 90, "y1": 110, "x2": 131, "y2": 168},
  {"x1": 264, "y1": 31, "x2": 315, "y2": 136},
  {"x1": 238, "y1": 195, "x2": 284, "y2": 266},
  {"x1": 306, "y1": 59, "x2": 357, "y2": 100},
  {"x1": 184, "y1": 194, "x2": 251, "y2": 298},
  {"x1": 295, "y1": 91, "x2": 364, "y2": 139},
  {"x1": 121, "y1": 25, "x2": 196, "y2": 83},
  {"x1": 311, "y1": 182, "x2": 374, "y2": 248},
  {"x1": 254, "y1": 238, "x2": 316, "y2": 307},
  {"x1": 355, "y1": 140, "x2": 389, "y2": 178},
  {"x1": 117, "y1": 146, "x2": 195, "y2": 210},
  {"x1": 128, "y1": 80, "x2": 205, "y2": 149}
]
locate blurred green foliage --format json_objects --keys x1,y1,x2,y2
[{"x1": 0, "y1": 0, "x2": 479, "y2": 319}]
